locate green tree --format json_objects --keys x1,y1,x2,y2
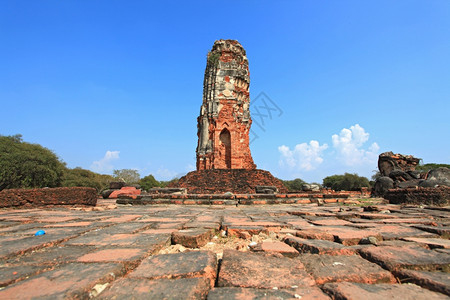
[
  {"x1": 139, "y1": 174, "x2": 161, "y2": 191},
  {"x1": 280, "y1": 178, "x2": 306, "y2": 192},
  {"x1": 416, "y1": 163, "x2": 450, "y2": 172},
  {"x1": 322, "y1": 173, "x2": 370, "y2": 191},
  {"x1": 62, "y1": 167, "x2": 114, "y2": 192},
  {"x1": 0, "y1": 134, "x2": 66, "y2": 191},
  {"x1": 113, "y1": 169, "x2": 140, "y2": 184}
]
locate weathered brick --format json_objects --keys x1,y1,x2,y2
[
  {"x1": 300, "y1": 254, "x2": 396, "y2": 284},
  {"x1": 401, "y1": 237, "x2": 450, "y2": 249},
  {"x1": 77, "y1": 248, "x2": 148, "y2": 264},
  {"x1": 251, "y1": 241, "x2": 299, "y2": 258},
  {"x1": 284, "y1": 236, "x2": 356, "y2": 255},
  {"x1": 172, "y1": 228, "x2": 215, "y2": 248},
  {"x1": 310, "y1": 218, "x2": 353, "y2": 226},
  {"x1": 207, "y1": 286, "x2": 330, "y2": 300},
  {"x1": 0, "y1": 263, "x2": 125, "y2": 299},
  {"x1": 0, "y1": 265, "x2": 49, "y2": 287},
  {"x1": 218, "y1": 249, "x2": 315, "y2": 289},
  {"x1": 129, "y1": 251, "x2": 217, "y2": 287},
  {"x1": 393, "y1": 269, "x2": 450, "y2": 296},
  {"x1": 322, "y1": 282, "x2": 448, "y2": 300},
  {"x1": 360, "y1": 245, "x2": 450, "y2": 272},
  {"x1": 99, "y1": 277, "x2": 212, "y2": 299}
]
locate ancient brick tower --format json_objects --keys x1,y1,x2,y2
[{"x1": 196, "y1": 40, "x2": 256, "y2": 170}]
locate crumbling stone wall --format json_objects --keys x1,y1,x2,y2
[
  {"x1": 196, "y1": 39, "x2": 256, "y2": 170},
  {"x1": 378, "y1": 151, "x2": 421, "y2": 177},
  {"x1": 0, "y1": 187, "x2": 97, "y2": 208},
  {"x1": 173, "y1": 169, "x2": 287, "y2": 194},
  {"x1": 384, "y1": 187, "x2": 449, "y2": 206}
]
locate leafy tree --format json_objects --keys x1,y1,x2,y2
[
  {"x1": 160, "y1": 177, "x2": 180, "y2": 187},
  {"x1": 280, "y1": 178, "x2": 306, "y2": 192},
  {"x1": 62, "y1": 167, "x2": 114, "y2": 192},
  {"x1": 113, "y1": 169, "x2": 140, "y2": 184},
  {"x1": 0, "y1": 134, "x2": 66, "y2": 191},
  {"x1": 415, "y1": 163, "x2": 450, "y2": 172},
  {"x1": 322, "y1": 173, "x2": 370, "y2": 191},
  {"x1": 139, "y1": 174, "x2": 161, "y2": 191}
]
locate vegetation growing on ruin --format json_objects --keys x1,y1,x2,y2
[{"x1": 208, "y1": 52, "x2": 221, "y2": 66}]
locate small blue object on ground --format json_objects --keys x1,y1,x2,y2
[{"x1": 35, "y1": 230, "x2": 45, "y2": 236}]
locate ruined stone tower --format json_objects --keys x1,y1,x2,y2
[{"x1": 196, "y1": 40, "x2": 256, "y2": 170}]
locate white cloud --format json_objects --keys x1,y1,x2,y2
[
  {"x1": 331, "y1": 124, "x2": 379, "y2": 166},
  {"x1": 278, "y1": 140, "x2": 328, "y2": 171},
  {"x1": 277, "y1": 124, "x2": 380, "y2": 181},
  {"x1": 90, "y1": 151, "x2": 120, "y2": 173}
]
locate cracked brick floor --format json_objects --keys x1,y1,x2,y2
[{"x1": 0, "y1": 200, "x2": 449, "y2": 299}]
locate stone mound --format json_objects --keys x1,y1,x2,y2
[{"x1": 170, "y1": 169, "x2": 288, "y2": 194}]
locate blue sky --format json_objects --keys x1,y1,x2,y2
[{"x1": 1, "y1": 1, "x2": 449, "y2": 182}]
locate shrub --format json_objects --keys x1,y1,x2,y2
[
  {"x1": 62, "y1": 167, "x2": 114, "y2": 192},
  {"x1": 323, "y1": 173, "x2": 370, "y2": 191},
  {"x1": 280, "y1": 178, "x2": 306, "y2": 192},
  {"x1": 0, "y1": 135, "x2": 66, "y2": 191},
  {"x1": 139, "y1": 174, "x2": 160, "y2": 191}
]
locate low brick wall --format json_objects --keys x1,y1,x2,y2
[
  {"x1": 384, "y1": 187, "x2": 450, "y2": 206},
  {"x1": 0, "y1": 187, "x2": 97, "y2": 208}
]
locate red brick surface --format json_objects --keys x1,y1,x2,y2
[
  {"x1": 251, "y1": 241, "x2": 299, "y2": 257},
  {"x1": 0, "y1": 202, "x2": 449, "y2": 298},
  {"x1": 323, "y1": 282, "x2": 448, "y2": 299},
  {"x1": 171, "y1": 228, "x2": 215, "y2": 248},
  {"x1": 98, "y1": 277, "x2": 212, "y2": 299},
  {"x1": 218, "y1": 249, "x2": 315, "y2": 289},
  {"x1": 207, "y1": 286, "x2": 331, "y2": 300},
  {"x1": 300, "y1": 254, "x2": 396, "y2": 284},
  {"x1": 129, "y1": 251, "x2": 217, "y2": 287}
]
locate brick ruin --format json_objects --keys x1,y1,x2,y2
[
  {"x1": 196, "y1": 39, "x2": 256, "y2": 170},
  {"x1": 0, "y1": 187, "x2": 97, "y2": 208},
  {"x1": 175, "y1": 169, "x2": 287, "y2": 194},
  {"x1": 374, "y1": 152, "x2": 449, "y2": 206},
  {"x1": 378, "y1": 151, "x2": 421, "y2": 177},
  {"x1": 168, "y1": 40, "x2": 285, "y2": 194}
]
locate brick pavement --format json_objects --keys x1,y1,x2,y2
[{"x1": 0, "y1": 200, "x2": 449, "y2": 299}]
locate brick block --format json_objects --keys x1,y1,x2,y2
[
  {"x1": 360, "y1": 245, "x2": 450, "y2": 272},
  {"x1": 300, "y1": 254, "x2": 396, "y2": 284},
  {"x1": 0, "y1": 263, "x2": 125, "y2": 299},
  {"x1": 217, "y1": 250, "x2": 315, "y2": 289},
  {"x1": 284, "y1": 236, "x2": 356, "y2": 255},
  {"x1": 207, "y1": 286, "x2": 330, "y2": 300},
  {"x1": 129, "y1": 251, "x2": 217, "y2": 287},
  {"x1": 172, "y1": 228, "x2": 215, "y2": 248},
  {"x1": 322, "y1": 282, "x2": 448, "y2": 300}
]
